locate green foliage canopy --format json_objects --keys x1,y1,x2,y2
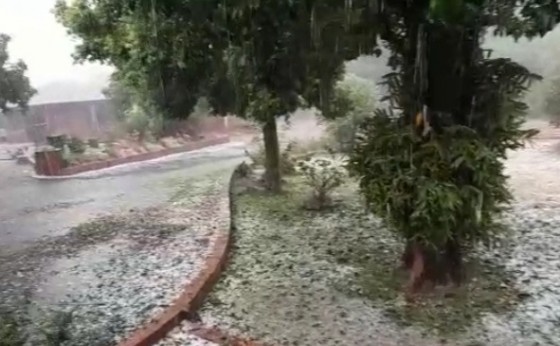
[
  {"x1": 0, "y1": 34, "x2": 36, "y2": 113},
  {"x1": 348, "y1": 0, "x2": 557, "y2": 251},
  {"x1": 207, "y1": 0, "x2": 379, "y2": 122},
  {"x1": 55, "y1": 0, "x2": 227, "y2": 119},
  {"x1": 102, "y1": 74, "x2": 134, "y2": 121},
  {"x1": 55, "y1": 0, "x2": 379, "y2": 192},
  {"x1": 324, "y1": 74, "x2": 377, "y2": 153}
]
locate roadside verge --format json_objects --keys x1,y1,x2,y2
[{"x1": 117, "y1": 165, "x2": 239, "y2": 346}]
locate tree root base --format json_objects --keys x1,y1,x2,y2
[{"x1": 402, "y1": 241, "x2": 464, "y2": 298}]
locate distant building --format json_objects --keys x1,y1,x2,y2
[{"x1": 1, "y1": 99, "x2": 117, "y2": 143}]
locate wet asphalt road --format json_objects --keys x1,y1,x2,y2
[{"x1": 0, "y1": 142, "x2": 246, "y2": 252}]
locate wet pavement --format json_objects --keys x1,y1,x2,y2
[{"x1": 0, "y1": 142, "x2": 246, "y2": 252}]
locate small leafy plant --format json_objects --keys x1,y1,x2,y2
[
  {"x1": 235, "y1": 161, "x2": 253, "y2": 178},
  {"x1": 124, "y1": 104, "x2": 151, "y2": 142},
  {"x1": 296, "y1": 156, "x2": 346, "y2": 210},
  {"x1": 322, "y1": 74, "x2": 377, "y2": 153},
  {"x1": 39, "y1": 310, "x2": 73, "y2": 346},
  {"x1": 245, "y1": 138, "x2": 297, "y2": 175},
  {"x1": 0, "y1": 313, "x2": 25, "y2": 346},
  {"x1": 87, "y1": 138, "x2": 100, "y2": 148},
  {"x1": 46, "y1": 135, "x2": 67, "y2": 149},
  {"x1": 67, "y1": 136, "x2": 86, "y2": 154}
]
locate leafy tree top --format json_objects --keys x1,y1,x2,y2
[
  {"x1": 207, "y1": 0, "x2": 380, "y2": 123},
  {"x1": 348, "y1": 0, "x2": 560, "y2": 250},
  {"x1": 0, "y1": 34, "x2": 36, "y2": 113},
  {"x1": 56, "y1": 0, "x2": 378, "y2": 123},
  {"x1": 55, "y1": 0, "x2": 227, "y2": 119}
]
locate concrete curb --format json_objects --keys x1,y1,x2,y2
[
  {"x1": 117, "y1": 166, "x2": 238, "y2": 346},
  {"x1": 33, "y1": 136, "x2": 230, "y2": 179},
  {"x1": 188, "y1": 323, "x2": 269, "y2": 346},
  {"x1": 185, "y1": 167, "x2": 271, "y2": 346}
]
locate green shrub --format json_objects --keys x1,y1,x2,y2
[
  {"x1": 67, "y1": 137, "x2": 86, "y2": 154},
  {"x1": 124, "y1": 104, "x2": 151, "y2": 141},
  {"x1": 235, "y1": 161, "x2": 253, "y2": 178},
  {"x1": 280, "y1": 142, "x2": 297, "y2": 174},
  {"x1": 245, "y1": 139, "x2": 297, "y2": 175},
  {"x1": 323, "y1": 74, "x2": 377, "y2": 153},
  {"x1": 46, "y1": 135, "x2": 67, "y2": 149},
  {"x1": 296, "y1": 156, "x2": 346, "y2": 210},
  {"x1": 289, "y1": 137, "x2": 332, "y2": 157},
  {"x1": 191, "y1": 97, "x2": 211, "y2": 119},
  {"x1": 0, "y1": 308, "x2": 77, "y2": 346},
  {"x1": 103, "y1": 145, "x2": 119, "y2": 158},
  {"x1": 148, "y1": 114, "x2": 165, "y2": 139},
  {"x1": 39, "y1": 311, "x2": 73, "y2": 346},
  {"x1": 87, "y1": 139, "x2": 99, "y2": 148},
  {"x1": 349, "y1": 113, "x2": 517, "y2": 249},
  {"x1": 0, "y1": 313, "x2": 25, "y2": 346}
]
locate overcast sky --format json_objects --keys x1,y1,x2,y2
[{"x1": 0, "y1": 0, "x2": 112, "y2": 102}]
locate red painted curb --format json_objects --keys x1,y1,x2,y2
[
  {"x1": 118, "y1": 167, "x2": 236, "y2": 346},
  {"x1": 40, "y1": 136, "x2": 230, "y2": 177},
  {"x1": 188, "y1": 323, "x2": 270, "y2": 346},
  {"x1": 184, "y1": 167, "x2": 271, "y2": 346},
  {"x1": 119, "y1": 233, "x2": 231, "y2": 346}
]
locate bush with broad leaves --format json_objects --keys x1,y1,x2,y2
[
  {"x1": 124, "y1": 104, "x2": 151, "y2": 142},
  {"x1": 296, "y1": 156, "x2": 347, "y2": 210},
  {"x1": 0, "y1": 313, "x2": 24, "y2": 346},
  {"x1": 322, "y1": 74, "x2": 377, "y2": 153},
  {"x1": 245, "y1": 139, "x2": 297, "y2": 175},
  {"x1": 67, "y1": 136, "x2": 86, "y2": 154}
]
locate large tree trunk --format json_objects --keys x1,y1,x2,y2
[
  {"x1": 403, "y1": 23, "x2": 469, "y2": 294},
  {"x1": 445, "y1": 238, "x2": 464, "y2": 285},
  {"x1": 393, "y1": 7, "x2": 477, "y2": 295},
  {"x1": 401, "y1": 241, "x2": 415, "y2": 270},
  {"x1": 404, "y1": 239, "x2": 463, "y2": 296},
  {"x1": 262, "y1": 117, "x2": 281, "y2": 192}
]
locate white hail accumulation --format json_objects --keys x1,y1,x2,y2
[{"x1": 28, "y1": 171, "x2": 232, "y2": 345}]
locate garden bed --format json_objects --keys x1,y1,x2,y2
[
  {"x1": 35, "y1": 135, "x2": 229, "y2": 176},
  {"x1": 198, "y1": 165, "x2": 560, "y2": 345}
]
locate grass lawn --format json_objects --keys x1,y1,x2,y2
[{"x1": 200, "y1": 172, "x2": 555, "y2": 346}]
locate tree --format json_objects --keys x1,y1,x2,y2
[
  {"x1": 123, "y1": 103, "x2": 151, "y2": 142},
  {"x1": 102, "y1": 74, "x2": 134, "y2": 121},
  {"x1": 544, "y1": 77, "x2": 560, "y2": 126},
  {"x1": 207, "y1": 1, "x2": 377, "y2": 192},
  {"x1": 323, "y1": 74, "x2": 377, "y2": 153},
  {"x1": 0, "y1": 34, "x2": 36, "y2": 113},
  {"x1": 57, "y1": 0, "x2": 377, "y2": 192},
  {"x1": 103, "y1": 72, "x2": 165, "y2": 138},
  {"x1": 55, "y1": 0, "x2": 226, "y2": 120},
  {"x1": 348, "y1": 0, "x2": 560, "y2": 293}
]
